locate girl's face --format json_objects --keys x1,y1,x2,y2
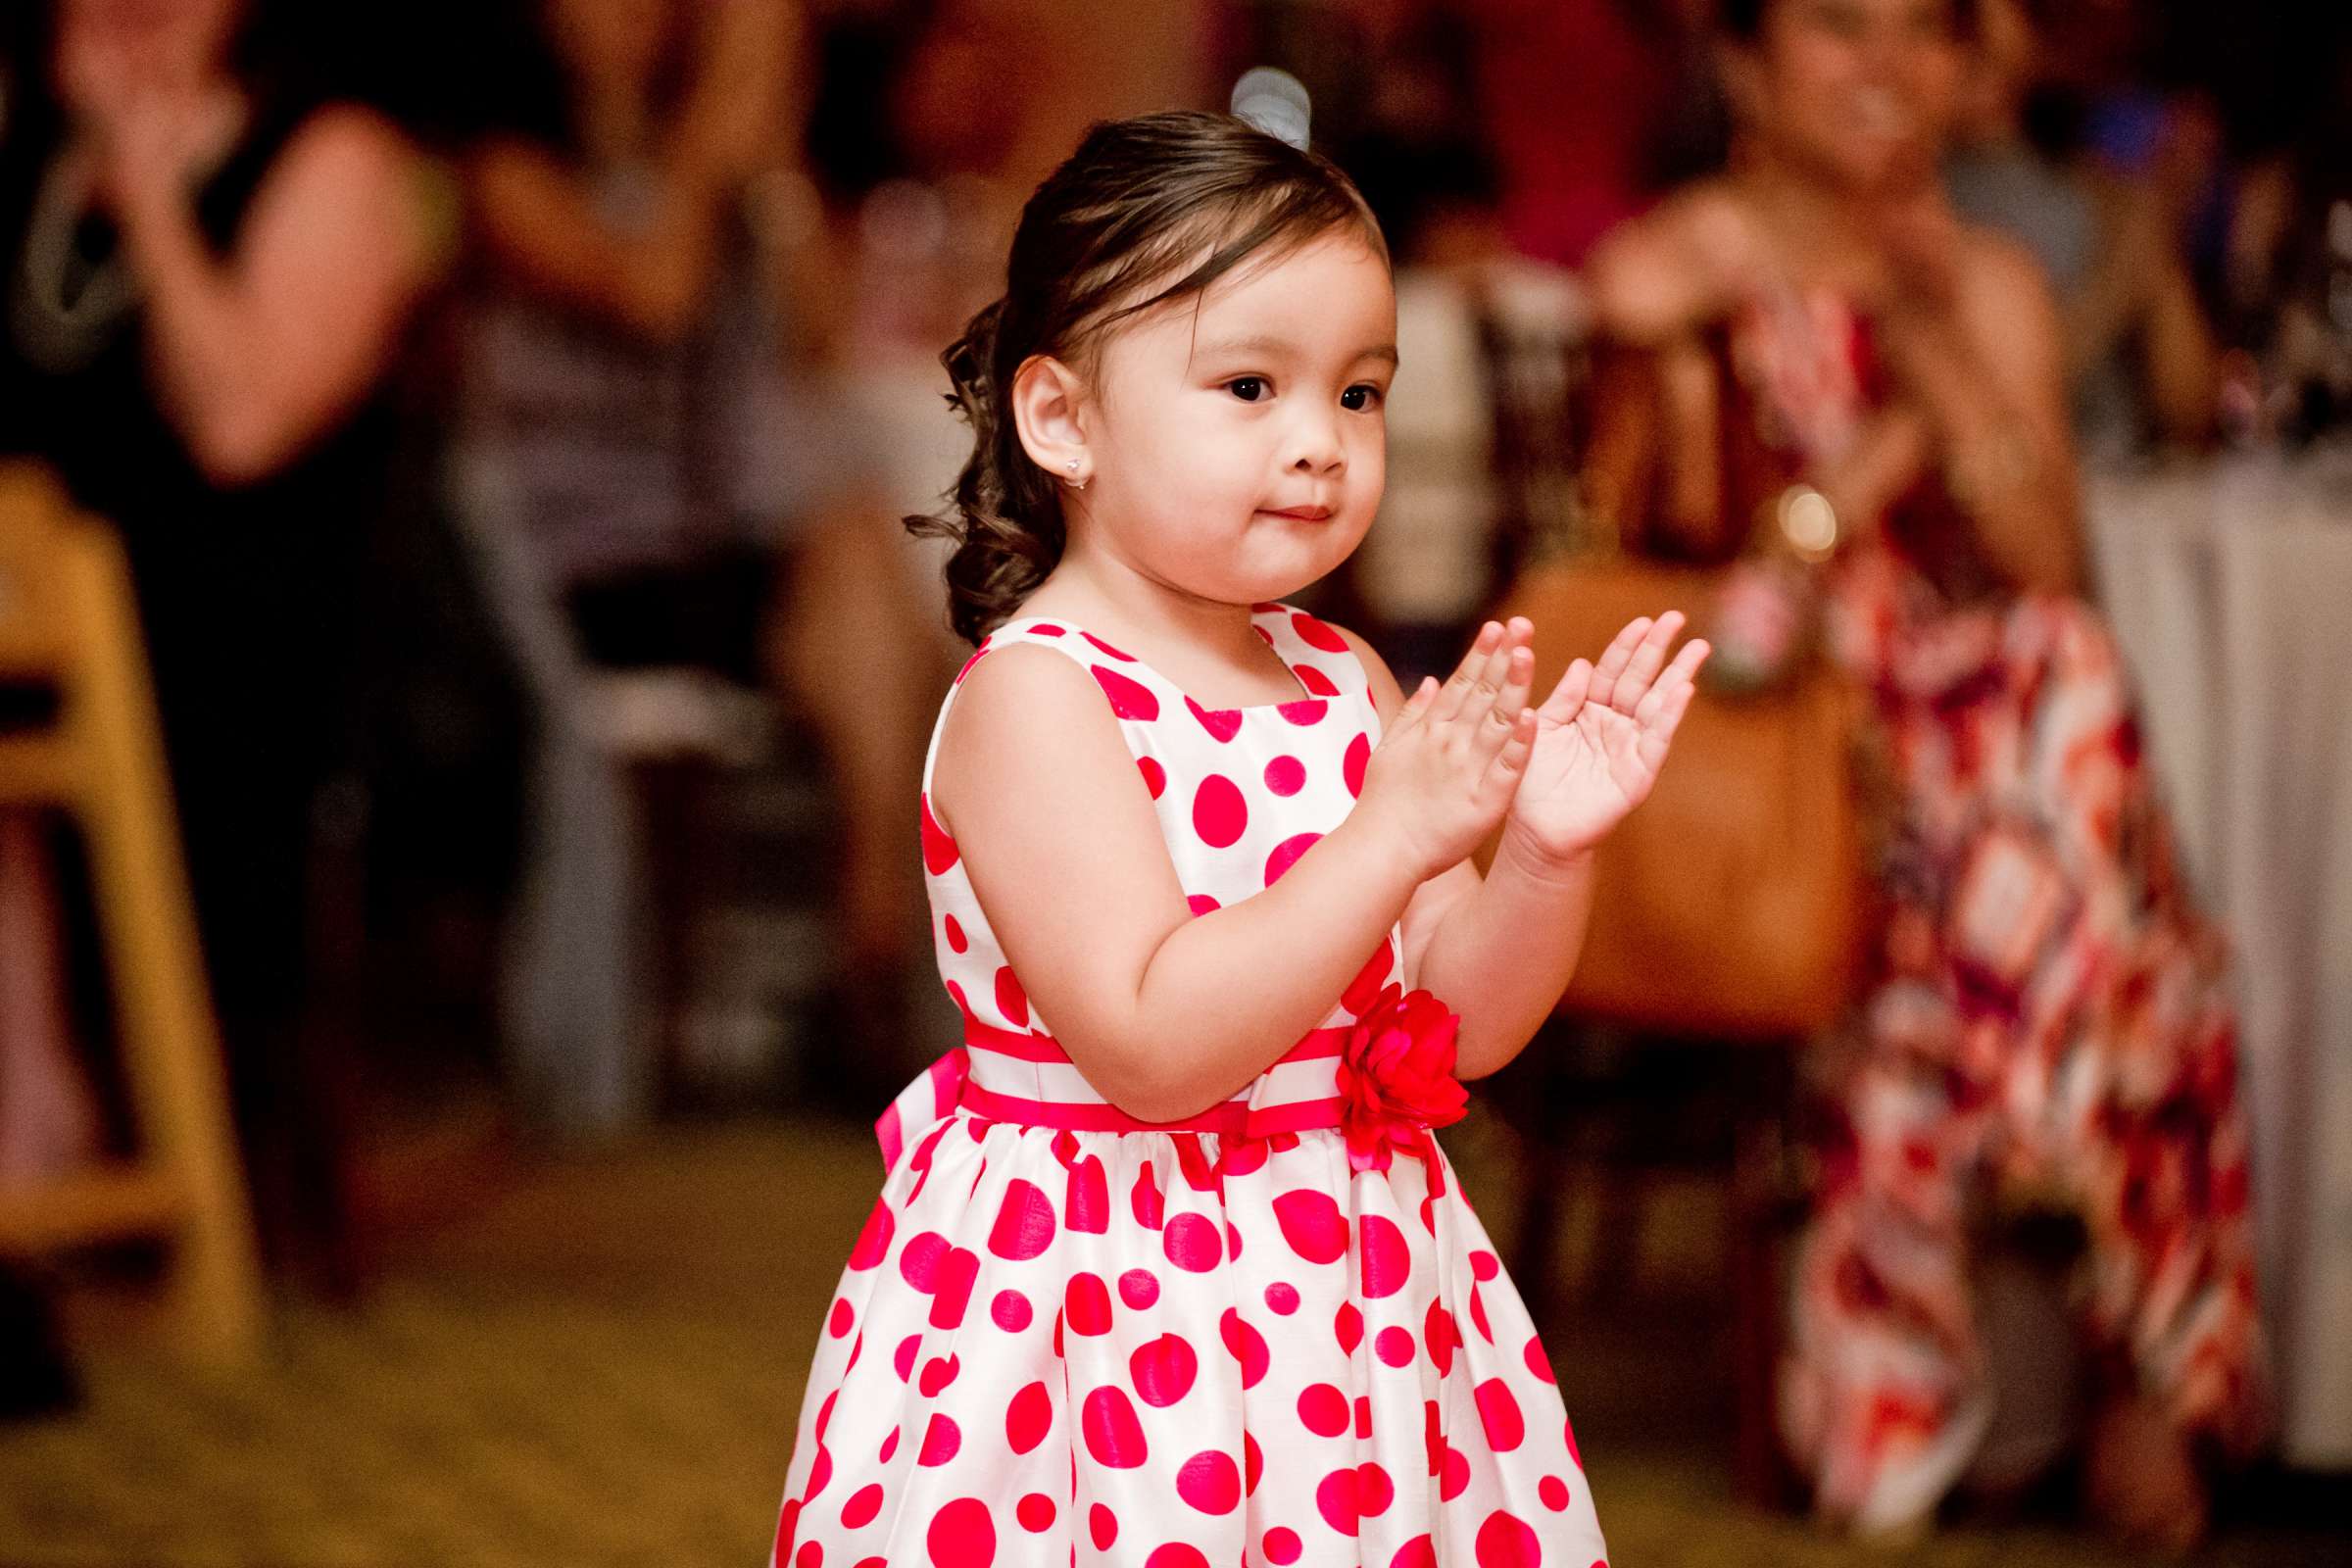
[
  {"x1": 1732, "y1": 0, "x2": 1966, "y2": 192},
  {"x1": 1070, "y1": 231, "x2": 1397, "y2": 610}
]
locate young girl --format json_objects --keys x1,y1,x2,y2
[{"x1": 770, "y1": 111, "x2": 1707, "y2": 1568}]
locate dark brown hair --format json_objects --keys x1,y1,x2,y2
[
  {"x1": 910, "y1": 111, "x2": 1386, "y2": 644},
  {"x1": 1719, "y1": 0, "x2": 1979, "y2": 42}
]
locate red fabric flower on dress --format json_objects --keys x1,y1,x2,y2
[{"x1": 1337, "y1": 984, "x2": 1468, "y2": 1173}]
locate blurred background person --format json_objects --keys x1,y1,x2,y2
[
  {"x1": 1944, "y1": 0, "x2": 2219, "y2": 457},
  {"x1": 0, "y1": 0, "x2": 442, "y2": 1265},
  {"x1": 1584, "y1": 0, "x2": 2266, "y2": 1544}
]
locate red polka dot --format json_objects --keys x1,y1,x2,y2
[
  {"x1": 1091, "y1": 666, "x2": 1159, "y2": 720},
  {"x1": 1117, "y1": 1268, "x2": 1159, "y2": 1309},
  {"x1": 1356, "y1": 1395, "x2": 1374, "y2": 1439},
  {"x1": 1343, "y1": 732, "x2": 1371, "y2": 797},
  {"x1": 1476, "y1": 1378, "x2": 1526, "y2": 1451},
  {"x1": 1137, "y1": 756, "x2": 1166, "y2": 799},
  {"x1": 1245, "y1": 1430, "x2": 1263, "y2": 1494},
  {"x1": 1017, "y1": 1494, "x2": 1056, "y2": 1533},
  {"x1": 1220, "y1": 1307, "x2": 1270, "y2": 1388},
  {"x1": 1089, "y1": 1503, "x2": 1117, "y2": 1549},
  {"x1": 1065, "y1": 1273, "x2": 1112, "y2": 1336},
  {"x1": 1539, "y1": 1475, "x2": 1571, "y2": 1511},
  {"x1": 1440, "y1": 1446, "x2": 1471, "y2": 1500},
  {"x1": 1343, "y1": 941, "x2": 1396, "y2": 1014},
  {"x1": 1375, "y1": 1326, "x2": 1415, "y2": 1366},
  {"x1": 1315, "y1": 1466, "x2": 1361, "y2": 1532},
  {"x1": 1064, "y1": 1156, "x2": 1108, "y2": 1235},
  {"x1": 1264, "y1": 1282, "x2": 1299, "y2": 1315},
  {"x1": 1297, "y1": 664, "x2": 1341, "y2": 697},
  {"x1": 1470, "y1": 1285, "x2": 1494, "y2": 1343},
  {"x1": 992, "y1": 966, "x2": 1029, "y2": 1028},
  {"x1": 827, "y1": 1298, "x2": 855, "y2": 1338},
  {"x1": 918, "y1": 1413, "x2": 960, "y2": 1466},
  {"x1": 1470, "y1": 1249, "x2": 1501, "y2": 1280},
  {"x1": 1004, "y1": 1381, "x2": 1052, "y2": 1453},
  {"x1": 1335, "y1": 1302, "x2": 1364, "y2": 1353},
  {"x1": 1298, "y1": 1382, "x2": 1348, "y2": 1437},
  {"x1": 944, "y1": 914, "x2": 967, "y2": 953},
  {"x1": 1186, "y1": 695, "x2": 1244, "y2": 743},
  {"x1": 1272, "y1": 1190, "x2": 1348, "y2": 1263},
  {"x1": 991, "y1": 1289, "x2": 1032, "y2": 1332},
  {"x1": 1425, "y1": 1301, "x2": 1461, "y2": 1377},
  {"x1": 929, "y1": 1248, "x2": 978, "y2": 1330},
  {"x1": 1525, "y1": 1335, "x2": 1557, "y2": 1383},
  {"x1": 774, "y1": 1500, "x2": 801, "y2": 1562},
  {"x1": 1146, "y1": 1548, "x2": 1209, "y2": 1568},
  {"x1": 804, "y1": 1446, "x2": 833, "y2": 1499},
  {"x1": 1191, "y1": 774, "x2": 1248, "y2": 848},
  {"x1": 1128, "y1": 1333, "x2": 1199, "y2": 1407},
  {"x1": 899, "y1": 1231, "x2": 948, "y2": 1291},
  {"x1": 892, "y1": 1334, "x2": 920, "y2": 1381},
  {"x1": 815, "y1": 1391, "x2": 839, "y2": 1443},
  {"x1": 797, "y1": 1541, "x2": 821, "y2": 1568},
  {"x1": 842, "y1": 1484, "x2": 883, "y2": 1529},
  {"x1": 1176, "y1": 1449, "x2": 1241, "y2": 1514},
  {"x1": 1292, "y1": 612, "x2": 1350, "y2": 653},
  {"x1": 1263, "y1": 755, "x2": 1306, "y2": 796},
  {"x1": 1162, "y1": 1212, "x2": 1223, "y2": 1272},
  {"x1": 1131, "y1": 1165, "x2": 1165, "y2": 1229},
  {"x1": 1358, "y1": 1460, "x2": 1396, "y2": 1515},
  {"x1": 1262, "y1": 1528, "x2": 1302, "y2": 1565},
  {"x1": 1263, "y1": 831, "x2": 1323, "y2": 886},
  {"x1": 986, "y1": 1179, "x2": 1055, "y2": 1261},
  {"x1": 920, "y1": 794, "x2": 959, "y2": 874},
  {"x1": 1391, "y1": 1537, "x2": 1439, "y2": 1568},
  {"x1": 878, "y1": 1427, "x2": 900, "y2": 1464},
  {"x1": 926, "y1": 1497, "x2": 995, "y2": 1568},
  {"x1": 847, "y1": 1200, "x2": 895, "y2": 1272},
  {"x1": 1358, "y1": 1213, "x2": 1410, "y2": 1298},
  {"x1": 1081, "y1": 631, "x2": 1135, "y2": 661},
  {"x1": 1221, "y1": 1139, "x2": 1268, "y2": 1177},
  {"x1": 917, "y1": 1353, "x2": 959, "y2": 1396},
  {"x1": 1474, "y1": 1510, "x2": 1542, "y2": 1568},
  {"x1": 1186, "y1": 894, "x2": 1221, "y2": 916},
  {"x1": 1081, "y1": 1386, "x2": 1149, "y2": 1467},
  {"x1": 1030, "y1": 623, "x2": 1065, "y2": 637},
  {"x1": 1277, "y1": 698, "x2": 1328, "y2": 725}
]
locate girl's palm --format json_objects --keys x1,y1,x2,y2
[{"x1": 1510, "y1": 613, "x2": 1709, "y2": 860}]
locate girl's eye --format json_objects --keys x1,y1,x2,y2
[
  {"x1": 1225, "y1": 376, "x2": 1268, "y2": 403},
  {"x1": 1341, "y1": 383, "x2": 1385, "y2": 412}
]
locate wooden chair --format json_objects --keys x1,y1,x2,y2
[{"x1": 0, "y1": 464, "x2": 264, "y2": 1365}]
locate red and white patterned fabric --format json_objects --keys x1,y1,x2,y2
[{"x1": 771, "y1": 604, "x2": 1606, "y2": 1567}]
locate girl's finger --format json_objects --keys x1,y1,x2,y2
[
  {"x1": 1609, "y1": 610, "x2": 1687, "y2": 714},
  {"x1": 1584, "y1": 615, "x2": 1652, "y2": 711},
  {"x1": 1480, "y1": 707, "x2": 1539, "y2": 804},
  {"x1": 1492, "y1": 641, "x2": 1537, "y2": 732},
  {"x1": 1432, "y1": 621, "x2": 1502, "y2": 723},
  {"x1": 1441, "y1": 620, "x2": 1519, "y2": 732},
  {"x1": 1387, "y1": 674, "x2": 1439, "y2": 740},
  {"x1": 1634, "y1": 650, "x2": 1705, "y2": 772},
  {"x1": 1538, "y1": 656, "x2": 1593, "y2": 725}
]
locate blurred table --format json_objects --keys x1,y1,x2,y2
[{"x1": 2088, "y1": 447, "x2": 2352, "y2": 1467}]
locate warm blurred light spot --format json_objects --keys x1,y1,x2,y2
[{"x1": 1231, "y1": 68, "x2": 1310, "y2": 150}]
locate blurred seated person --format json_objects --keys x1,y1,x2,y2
[
  {"x1": 458, "y1": 0, "x2": 927, "y2": 1128},
  {"x1": 1584, "y1": 0, "x2": 2266, "y2": 1545},
  {"x1": 0, "y1": 0, "x2": 439, "y2": 1250},
  {"x1": 462, "y1": 0, "x2": 806, "y2": 686},
  {"x1": 1944, "y1": 0, "x2": 2218, "y2": 455}
]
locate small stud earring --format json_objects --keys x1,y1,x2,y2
[{"x1": 1064, "y1": 458, "x2": 1088, "y2": 493}]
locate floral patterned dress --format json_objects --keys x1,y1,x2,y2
[
  {"x1": 1670, "y1": 291, "x2": 2270, "y2": 1531},
  {"x1": 768, "y1": 606, "x2": 1607, "y2": 1567}
]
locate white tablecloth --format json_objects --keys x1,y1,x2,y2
[{"x1": 2088, "y1": 449, "x2": 2352, "y2": 1467}]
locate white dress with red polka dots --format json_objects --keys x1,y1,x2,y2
[{"x1": 770, "y1": 605, "x2": 1607, "y2": 1568}]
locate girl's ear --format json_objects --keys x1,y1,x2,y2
[{"x1": 1011, "y1": 353, "x2": 1094, "y2": 490}]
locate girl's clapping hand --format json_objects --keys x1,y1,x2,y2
[
  {"x1": 1355, "y1": 619, "x2": 1541, "y2": 881},
  {"x1": 1500, "y1": 612, "x2": 1708, "y2": 869}
]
